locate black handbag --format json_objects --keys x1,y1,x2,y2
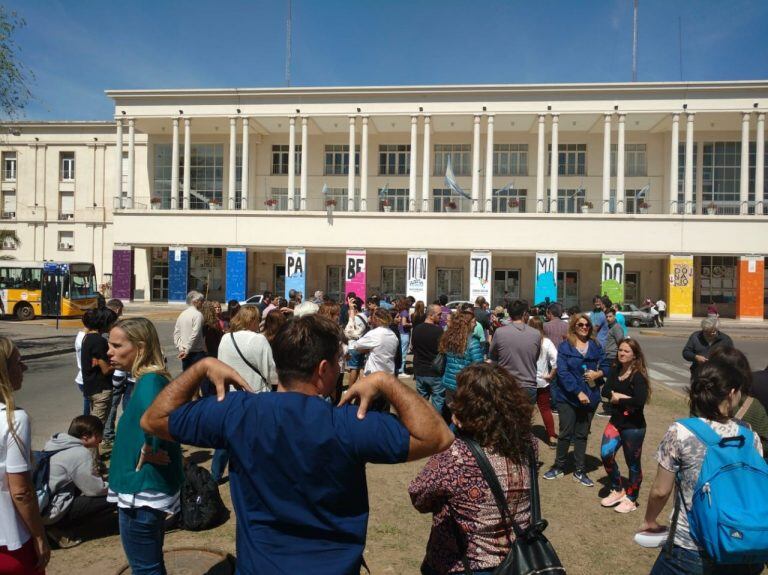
[
  {"x1": 432, "y1": 352, "x2": 446, "y2": 375},
  {"x1": 455, "y1": 436, "x2": 566, "y2": 575}
]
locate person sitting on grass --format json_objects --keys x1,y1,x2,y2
[
  {"x1": 140, "y1": 314, "x2": 454, "y2": 575},
  {"x1": 42, "y1": 415, "x2": 112, "y2": 548}
]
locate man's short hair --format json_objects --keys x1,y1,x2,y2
[
  {"x1": 438, "y1": 294, "x2": 448, "y2": 306},
  {"x1": 262, "y1": 290, "x2": 273, "y2": 300},
  {"x1": 272, "y1": 315, "x2": 342, "y2": 387},
  {"x1": 701, "y1": 317, "x2": 719, "y2": 331},
  {"x1": 547, "y1": 302, "x2": 563, "y2": 318},
  {"x1": 600, "y1": 295, "x2": 612, "y2": 309},
  {"x1": 346, "y1": 291, "x2": 356, "y2": 300},
  {"x1": 106, "y1": 299, "x2": 124, "y2": 314},
  {"x1": 186, "y1": 291, "x2": 204, "y2": 305},
  {"x1": 507, "y1": 299, "x2": 529, "y2": 320},
  {"x1": 366, "y1": 296, "x2": 379, "y2": 307},
  {"x1": 428, "y1": 304, "x2": 442, "y2": 317},
  {"x1": 68, "y1": 415, "x2": 104, "y2": 439},
  {"x1": 294, "y1": 301, "x2": 319, "y2": 317}
]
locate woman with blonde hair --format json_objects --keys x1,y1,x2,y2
[
  {"x1": 439, "y1": 313, "x2": 484, "y2": 423},
  {"x1": 0, "y1": 336, "x2": 50, "y2": 573},
  {"x1": 107, "y1": 318, "x2": 183, "y2": 575}
]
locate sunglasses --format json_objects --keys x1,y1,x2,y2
[{"x1": 575, "y1": 322, "x2": 590, "y2": 328}]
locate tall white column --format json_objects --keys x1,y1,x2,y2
[
  {"x1": 549, "y1": 114, "x2": 559, "y2": 213},
  {"x1": 471, "y1": 114, "x2": 481, "y2": 212},
  {"x1": 616, "y1": 113, "x2": 626, "y2": 213},
  {"x1": 127, "y1": 118, "x2": 135, "y2": 208},
  {"x1": 183, "y1": 118, "x2": 191, "y2": 209},
  {"x1": 287, "y1": 116, "x2": 296, "y2": 210},
  {"x1": 241, "y1": 117, "x2": 249, "y2": 210},
  {"x1": 757, "y1": 113, "x2": 765, "y2": 212},
  {"x1": 360, "y1": 116, "x2": 369, "y2": 211},
  {"x1": 171, "y1": 118, "x2": 179, "y2": 209},
  {"x1": 484, "y1": 115, "x2": 494, "y2": 212},
  {"x1": 408, "y1": 115, "x2": 418, "y2": 211},
  {"x1": 740, "y1": 112, "x2": 751, "y2": 215},
  {"x1": 348, "y1": 116, "x2": 357, "y2": 211},
  {"x1": 422, "y1": 115, "x2": 431, "y2": 212},
  {"x1": 536, "y1": 114, "x2": 545, "y2": 212},
  {"x1": 300, "y1": 116, "x2": 308, "y2": 210},
  {"x1": 669, "y1": 113, "x2": 679, "y2": 214},
  {"x1": 684, "y1": 112, "x2": 695, "y2": 214},
  {"x1": 602, "y1": 113, "x2": 612, "y2": 213},
  {"x1": 114, "y1": 119, "x2": 123, "y2": 206},
  {"x1": 228, "y1": 117, "x2": 237, "y2": 209}
]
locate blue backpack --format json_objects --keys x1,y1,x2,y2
[{"x1": 674, "y1": 418, "x2": 768, "y2": 564}]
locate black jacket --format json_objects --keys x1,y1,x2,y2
[{"x1": 682, "y1": 330, "x2": 734, "y2": 372}]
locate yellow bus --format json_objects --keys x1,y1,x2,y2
[{"x1": 0, "y1": 261, "x2": 99, "y2": 320}]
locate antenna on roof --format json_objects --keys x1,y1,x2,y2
[
  {"x1": 285, "y1": 0, "x2": 292, "y2": 87},
  {"x1": 632, "y1": 0, "x2": 638, "y2": 82}
]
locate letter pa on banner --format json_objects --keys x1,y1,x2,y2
[
  {"x1": 407, "y1": 251, "x2": 428, "y2": 303},
  {"x1": 345, "y1": 249, "x2": 367, "y2": 300},
  {"x1": 601, "y1": 253, "x2": 625, "y2": 304},
  {"x1": 285, "y1": 248, "x2": 306, "y2": 300},
  {"x1": 469, "y1": 251, "x2": 491, "y2": 302},
  {"x1": 534, "y1": 252, "x2": 557, "y2": 304}
]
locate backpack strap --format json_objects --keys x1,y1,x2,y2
[
  {"x1": 677, "y1": 417, "x2": 722, "y2": 447},
  {"x1": 735, "y1": 397, "x2": 754, "y2": 421}
]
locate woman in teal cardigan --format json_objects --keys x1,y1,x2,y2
[
  {"x1": 107, "y1": 317, "x2": 183, "y2": 575},
  {"x1": 439, "y1": 312, "x2": 484, "y2": 423}
]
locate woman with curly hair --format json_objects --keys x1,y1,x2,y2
[
  {"x1": 409, "y1": 363, "x2": 537, "y2": 575},
  {"x1": 201, "y1": 301, "x2": 224, "y2": 359},
  {"x1": 439, "y1": 313, "x2": 484, "y2": 422}
]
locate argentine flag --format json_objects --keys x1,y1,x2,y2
[{"x1": 444, "y1": 156, "x2": 472, "y2": 200}]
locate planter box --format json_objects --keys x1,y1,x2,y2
[{"x1": 581, "y1": 206, "x2": 591, "y2": 214}]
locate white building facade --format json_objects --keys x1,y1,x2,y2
[{"x1": 1, "y1": 81, "x2": 767, "y2": 319}]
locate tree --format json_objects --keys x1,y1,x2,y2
[{"x1": 0, "y1": 7, "x2": 32, "y2": 118}]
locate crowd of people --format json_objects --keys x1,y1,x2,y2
[{"x1": 0, "y1": 288, "x2": 766, "y2": 575}]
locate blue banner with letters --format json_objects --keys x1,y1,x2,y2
[
  {"x1": 225, "y1": 248, "x2": 247, "y2": 302},
  {"x1": 168, "y1": 247, "x2": 189, "y2": 303}
]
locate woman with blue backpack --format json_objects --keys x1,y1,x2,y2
[{"x1": 642, "y1": 358, "x2": 768, "y2": 575}]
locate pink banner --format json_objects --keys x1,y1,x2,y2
[{"x1": 345, "y1": 249, "x2": 366, "y2": 301}]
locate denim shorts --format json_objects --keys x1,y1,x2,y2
[{"x1": 347, "y1": 349, "x2": 365, "y2": 370}]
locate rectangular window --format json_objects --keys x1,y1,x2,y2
[
  {"x1": 2, "y1": 191, "x2": 16, "y2": 219},
  {"x1": 235, "y1": 144, "x2": 243, "y2": 209},
  {"x1": 3, "y1": 152, "x2": 16, "y2": 181},
  {"x1": 326, "y1": 266, "x2": 344, "y2": 302},
  {"x1": 434, "y1": 144, "x2": 471, "y2": 176},
  {"x1": 59, "y1": 191, "x2": 74, "y2": 220},
  {"x1": 610, "y1": 144, "x2": 647, "y2": 177},
  {"x1": 378, "y1": 187, "x2": 409, "y2": 212},
  {"x1": 58, "y1": 230, "x2": 74, "y2": 251},
  {"x1": 381, "y1": 267, "x2": 407, "y2": 301},
  {"x1": 625, "y1": 189, "x2": 641, "y2": 214},
  {"x1": 548, "y1": 144, "x2": 586, "y2": 176},
  {"x1": 436, "y1": 268, "x2": 464, "y2": 301},
  {"x1": 702, "y1": 142, "x2": 767, "y2": 215},
  {"x1": 625, "y1": 272, "x2": 640, "y2": 304},
  {"x1": 493, "y1": 144, "x2": 528, "y2": 176},
  {"x1": 546, "y1": 188, "x2": 586, "y2": 213},
  {"x1": 432, "y1": 188, "x2": 470, "y2": 212},
  {"x1": 268, "y1": 187, "x2": 301, "y2": 211},
  {"x1": 493, "y1": 269, "x2": 520, "y2": 307},
  {"x1": 1, "y1": 234, "x2": 16, "y2": 250},
  {"x1": 557, "y1": 271, "x2": 579, "y2": 309},
  {"x1": 748, "y1": 142, "x2": 768, "y2": 215},
  {"x1": 323, "y1": 187, "x2": 358, "y2": 211},
  {"x1": 699, "y1": 256, "x2": 737, "y2": 304},
  {"x1": 153, "y1": 144, "x2": 224, "y2": 209},
  {"x1": 491, "y1": 188, "x2": 527, "y2": 213},
  {"x1": 324, "y1": 144, "x2": 360, "y2": 176},
  {"x1": 378, "y1": 144, "x2": 411, "y2": 175},
  {"x1": 60, "y1": 152, "x2": 75, "y2": 181},
  {"x1": 271, "y1": 145, "x2": 302, "y2": 175}
]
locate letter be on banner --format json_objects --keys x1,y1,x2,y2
[
  {"x1": 285, "y1": 248, "x2": 306, "y2": 300},
  {"x1": 345, "y1": 249, "x2": 367, "y2": 301},
  {"x1": 534, "y1": 252, "x2": 558, "y2": 304},
  {"x1": 407, "y1": 250, "x2": 428, "y2": 303},
  {"x1": 469, "y1": 250, "x2": 492, "y2": 302}
]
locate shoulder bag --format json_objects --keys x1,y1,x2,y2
[
  {"x1": 229, "y1": 332, "x2": 267, "y2": 384},
  {"x1": 454, "y1": 436, "x2": 566, "y2": 575}
]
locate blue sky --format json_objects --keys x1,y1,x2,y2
[{"x1": 7, "y1": 0, "x2": 768, "y2": 120}]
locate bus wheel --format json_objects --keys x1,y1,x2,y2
[{"x1": 14, "y1": 303, "x2": 34, "y2": 321}]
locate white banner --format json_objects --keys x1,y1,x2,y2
[
  {"x1": 285, "y1": 248, "x2": 306, "y2": 300},
  {"x1": 469, "y1": 250, "x2": 492, "y2": 303},
  {"x1": 407, "y1": 250, "x2": 428, "y2": 303}
]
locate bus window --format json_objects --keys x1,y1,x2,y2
[
  {"x1": 69, "y1": 266, "x2": 97, "y2": 299},
  {"x1": 23, "y1": 268, "x2": 41, "y2": 290},
  {"x1": 0, "y1": 267, "x2": 23, "y2": 289}
]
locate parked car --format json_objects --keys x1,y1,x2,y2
[
  {"x1": 446, "y1": 300, "x2": 473, "y2": 311},
  {"x1": 239, "y1": 294, "x2": 264, "y2": 306},
  {"x1": 619, "y1": 303, "x2": 655, "y2": 327}
]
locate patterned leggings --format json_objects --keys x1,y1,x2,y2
[{"x1": 600, "y1": 422, "x2": 646, "y2": 501}]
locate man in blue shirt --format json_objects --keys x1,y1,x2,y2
[
  {"x1": 142, "y1": 314, "x2": 453, "y2": 575},
  {"x1": 591, "y1": 295, "x2": 609, "y2": 347}
]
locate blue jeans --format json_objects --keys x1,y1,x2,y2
[
  {"x1": 78, "y1": 383, "x2": 90, "y2": 416},
  {"x1": 181, "y1": 350, "x2": 206, "y2": 372},
  {"x1": 650, "y1": 545, "x2": 764, "y2": 575},
  {"x1": 119, "y1": 506, "x2": 167, "y2": 575},
  {"x1": 415, "y1": 375, "x2": 446, "y2": 413},
  {"x1": 211, "y1": 449, "x2": 229, "y2": 483},
  {"x1": 398, "y1": 332, "x2": 410, "y2": 374}
]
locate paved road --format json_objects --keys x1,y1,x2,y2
[{"x1": 11, "y1": 320, "x2": 768, "y2": 446}]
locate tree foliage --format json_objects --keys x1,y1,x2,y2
[{"x1": 0, "y1": 7, "x2": 32, "y2": 118}]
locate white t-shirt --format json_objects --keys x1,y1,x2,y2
[
  {"x1": 656, "y1": 300, "x2": 667, "y2": 312},
  {"x1": 74, "y1": 330, "x2": 86, "y2": 386},
  {"x1": 0, "y1": 405, "x2": 32, "y2": 551},
  {"x1": 218, "y1": 331, "x2": 278, "y2": 393},
  {"x1": 535, "y1": 337, "x2": 558, "y2": 388},
  {"x1": 348, "y1": 326, "x2": 398, "y2": 375}
]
